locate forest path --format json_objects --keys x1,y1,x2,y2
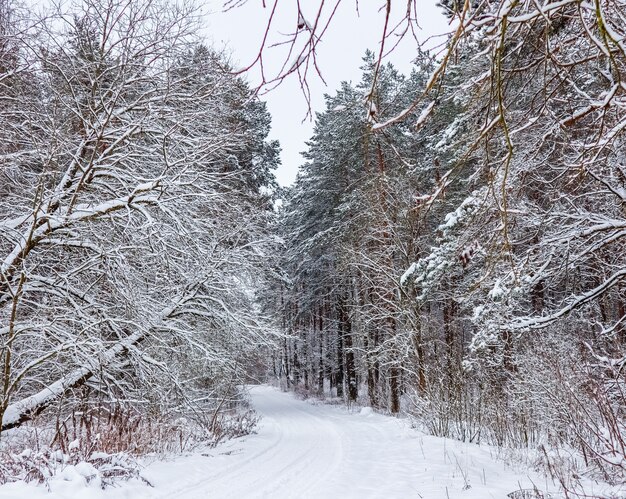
[
  {"x1": 0, "y1": 385, "x2": 558, "y2": 499},
  {"x1": 144, "y1": 385, "x2": 554, "y2": 499}
]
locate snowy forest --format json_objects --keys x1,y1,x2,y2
[{"x1": 1, "y1": 0, "x2": 625, "y2": 498}]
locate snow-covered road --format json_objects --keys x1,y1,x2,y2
[
  {"x1": 143, "y1": 385, "x2": 553, "y2": 499},
  {"x1": 0, "y1": 385, "x2": 558, "y2": 498}
]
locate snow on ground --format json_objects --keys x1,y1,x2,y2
[{"x1": 0, "y1": 385, "x2": 587, "y2": 498}]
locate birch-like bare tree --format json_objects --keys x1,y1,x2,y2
[{"x1": 0, "y1": 0, "x2": 279, "y2": 436}]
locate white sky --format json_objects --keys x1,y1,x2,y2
[{"x1": 202, "y1": 1, "x2": 452, "y2": 187}]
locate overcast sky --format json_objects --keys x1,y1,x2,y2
[{"x1": 202, "y1": 1, "x2": 451, "y2": 187}]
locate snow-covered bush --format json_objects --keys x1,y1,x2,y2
[
  {"x1": 209, "y1": 408, "x2": 260, "y2": 447},
  {"x1": 0, "y1": 396, "x2": 261, "y2": 489},
  {"x1": 0, "y1": 444, "x2": 144, "y2": 489}
]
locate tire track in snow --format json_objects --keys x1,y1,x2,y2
[
  {"x1": 236, "y1": 395, "x2": 344, "y2": 498},
  {"x1": 145, "y1": 386, "x2": 560, "y2": 499},
  {"x1": 158, "y1": 386, "x2": 342, "y2": 499},
  {"x1": 157, "y1": 408, "x2": 287, "y2": 498}
]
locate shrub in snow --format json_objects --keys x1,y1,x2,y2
[
  {"x1": 209, "y1": 408, "x2": 259, "y2": 447},
  {"x1": 0, "y1": 396, "x2": 261, "y2": 489},
  {"x1": 0, "y1": 446, "x2": 146, "y2": 489}
]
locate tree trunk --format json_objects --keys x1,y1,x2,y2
[
  {"x1": 336, "y1": 321, "x2": 344, "y2": 398},
  {"x1": 341, "y1": 298, "x2": 358, "y2": 402},
  {"x1": 317, "y1": 308, "x2": 324, "y2": 394}
]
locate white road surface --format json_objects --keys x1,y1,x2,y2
[
  {"x1": 0, "y1": 385, "x2": 561, "y2": 498},
  {"x1": 143, "y1": 385, "x2": 554, "y2": 499}
]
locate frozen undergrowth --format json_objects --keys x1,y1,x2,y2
[{"x1": 0, "y1": 404, "x2": 258, "y2": 496}]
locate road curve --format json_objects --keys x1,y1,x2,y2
[{"x1": 145, "y1": 385, "x2": 552, "y2": 499}]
